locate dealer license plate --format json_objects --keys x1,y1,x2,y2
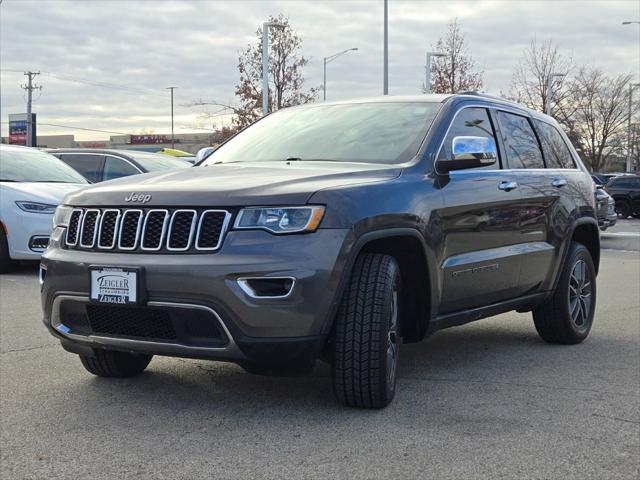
[{"x1": 90, "y1": 267, "x2": 138, "y2": 305}]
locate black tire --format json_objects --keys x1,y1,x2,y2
[
  {"x1": 532, "y1": 242, "x2": 596, "y2": 344},
  {"x1": 616, "y1": 201, "x2": 631, "y2": 219},
  {"x1": 332, "y1": 253, "x2": 401, "y2": 409},
  {"x1": 0, "y1": 228, "x2": 14, "y2": 274},
  {"x1": 79, "y1": 349, "x2": 152, "y2": 377}
]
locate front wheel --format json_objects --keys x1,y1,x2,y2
[
  {"x1": 616, "y1": 201, "x2": 631, "y2": 219},
  {"x1": 532, "y1": 242, "x2": 596, "y2": 344},
  {"x1": 332, "y1": 253, "x2": 401, "y2": 409},
  {"x1": 79, "y1": 349, "x2": 152, "y2": 377}
]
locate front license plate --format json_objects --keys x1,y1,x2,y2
[{"x1": 90, "y1": 267, "x2": 138, "y2": 305}]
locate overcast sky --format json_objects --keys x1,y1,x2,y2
[{"x1": 0, "y1": 0, "x2": 638, "y2": 140}]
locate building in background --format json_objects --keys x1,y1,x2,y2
[{"x1": 1, "y1": 132, "x2": 222, "y2": 153}]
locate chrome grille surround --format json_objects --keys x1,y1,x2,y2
[
  {"x1": 97, "y1": 209, "x2": 121, "y2": 249},
  {"x1": 65, "y1": 207, "x2": 231, "y2": 253},
  {"x1": 79, "y1": 209, "x2": 101, "y2": 248}
]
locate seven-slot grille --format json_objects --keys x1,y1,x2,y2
[{"x1": 66, "y1": 208, "x2": 231, "y2": 253}]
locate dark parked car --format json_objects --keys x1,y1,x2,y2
[
  {"x1": 605, "y1": 175, "x2": 640, "y2": 218},
  {"x1": 41, "y1": 94, "x2": 600, "y2": 408},
  {"x1": 48, "y1": 149, "x2": 191, "y2": 183},
  {"x1": 595, "y1": 185, "x2": 617, "y2": 230}
]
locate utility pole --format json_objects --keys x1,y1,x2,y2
[
  {"x1": 627, "y1": 83, "x2": 640, "y2": 173},
  {"x1": 545, "y1": 73, "x2": 565, "y2": 116},
  {"x1": 383, "y1": 0, "x2": 388, "y2": 95},
  {"x1": 21, "y1": 71, "x2": 41, "y2": 147},
  {"x1": 167, "y1": 86, "x2": 177, "y2": 149},
  {"x1": 262, "y1": 21, "x2": 285, "y2": 116}
]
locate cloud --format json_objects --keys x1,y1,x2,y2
[{"x1": 0, "y1": 0, "x2": 637, "y2": 140}]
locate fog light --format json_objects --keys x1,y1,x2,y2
[{"x1": 237, "y1": 277, "x2": 295, "y2": 298}]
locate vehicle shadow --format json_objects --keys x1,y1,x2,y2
[{"x1": 44, "y1": 317, "x2": 609, "y2": 423}]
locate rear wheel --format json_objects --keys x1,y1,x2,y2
[
  {"x1": 332, "y1": 253, "x2": 401, "y2": 409},
  {"x1": 616, "y1": 201, "x2": 631, "y2": 219},
  {"x1": 532, "y1": 242, "x2": 596, "y2": 344},
  {"x1": 79, "y1": 349, "x2": 152, "y2": 377},
  {"x1": 0, "y1": 228, "x2": 14, "y2": 274}
]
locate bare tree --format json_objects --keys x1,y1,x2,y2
[
  {"x1": 189, "y1": 14, "x2": 318, "y2": 139},
  {"x1": 508, "y1": 39, "x2": 573, "y2": 115},
  {"x1": 564, "y1": 68, "x2": 633, "y2": 172},
  {"x1": 427, "y1": 19, "x2": 483, "y2": 94}
]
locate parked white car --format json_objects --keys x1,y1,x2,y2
[{"x1": 0, "y1": 145, "x2": 88, "y2": 272}]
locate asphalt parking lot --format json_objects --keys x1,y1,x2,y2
[{"x1": 1, "y1": 221, "x2": 639, "y2": 479}]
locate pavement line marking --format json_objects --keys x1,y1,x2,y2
[
  {"x1": 600, "y1": 232, "x2": 640, "y2": 237},
  {"x1": 601, "y1": 248, "x2": 640, "y2": 254}
]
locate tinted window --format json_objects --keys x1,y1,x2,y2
[
  {"x1": 202, "y1": 102, "x2": 442, "y2": 166},
  {"x1": 610, "y1": 177, "x2": 639, "y2": 188},
  {"x1": 59, "y1": 154, "x2": 103, "y2": 183},
  {"x1": 0, "y1": 147, "x2": 87, "y2": 183},
  {"x1": 438, "y1": 107, "x2": 498, "y2": 168},
  {"x1": 534, "y1": 120, "x2": 575, "y2": 169},
  {"x1": 496, "y1": 111, "x2": 544, "y2": 169},
  {"x1": 103, "y1": 156, "x2": 140, "y2": 181}
]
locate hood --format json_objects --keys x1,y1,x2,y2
[
  {"x1": 63, "y1": 162, "x2": 401, "y2": 207},
  {"x1": 1, "y1": 182, "x2": 87, "y2": 205}
]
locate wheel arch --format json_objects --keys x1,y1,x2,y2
[{"x1": 327, "y1": 228, "x2": 435, "y2": 343}]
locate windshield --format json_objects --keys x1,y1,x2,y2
[
  {"x1": 202, "y1": 102, "x2": 442, "y2": 166},
  {"x1": 0, "y1": 147, "x2": 88, "y2": 183},
  {"x1": 125, "y1": 151, "x2": 192, "y2": 172}
]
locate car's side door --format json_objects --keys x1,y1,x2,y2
[
  {"x1": 57, "y1": 153, "x2": 104, "y2": 183},
  {"x1": 494, "y1": 111, "x2": 567, "y2": 295},
  {"x1": 102, "y1": 155, "x2": 142, "y2": 182},
  {"x1": 435, "y1": 106, "x2": 525, "y2": 314}
]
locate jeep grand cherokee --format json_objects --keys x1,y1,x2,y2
[{"x1": 41, "y1": 93, "x2": 600, "y2": 408}]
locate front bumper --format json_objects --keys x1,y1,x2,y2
[
  {"x1": 41, "y1": 227, "x2": 351, "y2": 365},
  {"x1": 2, "y1": 208, "x2": 53, "y2": 260}
]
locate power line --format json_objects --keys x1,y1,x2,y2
[{"x1": 37, "y1": 122, "x2": 129, "y2": 136}]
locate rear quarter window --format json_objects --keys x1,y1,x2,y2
[{"x1": 534, "y1": 120, "x2": 576, "y2": 169}]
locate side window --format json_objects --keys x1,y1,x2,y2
[
  {"x1": 534, "y1": 120, "x2": 576, "y2": 169},
  {"x1": 438, "y1": 107, "x2": 499, "y2": 168},
  {"x1": 59, "y1": 154, "x2": 103, "y2": 183},
  {"x1": 496, "y1": 111, "x2": 544, "y2": 169},
  {"x1": 103, "y1": 157, "x2": 140, "y2": 181}
]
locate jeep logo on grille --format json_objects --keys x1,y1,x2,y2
[{"x1": 124, "y1": 193, "x2": 152, "y2": 203}]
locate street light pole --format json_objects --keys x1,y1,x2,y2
[
  {"x1": 323, "y1": 48, "x2": 358, "y2": 101},
  {"x1": 383, "y1": 0, "x2": 388, "y2": 95},
  {"x1": 425, "y1": 51, "x2": 445, "y2": 94},
  {"x1": 166, "y1": 86, "x2": 176, "y2": 149},
  {"x1": 545, "y1": 73, "x2": 565, "y2": 116},
  {"x1": 262, "y1": 21, "x2": 286, "y2": 116},
  {"x1": 627, "y1": 83, "x2": 640, "y2": 173}
]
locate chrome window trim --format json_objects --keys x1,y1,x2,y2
[
  {"x1": 195, "y1": 210, "x2": 232, "y2": 251},
  {"x1": 117, "y1": 209, "x2": 143, "y2": 250},
  {"x1": 434, "y1": 104, "x2": 582, "y2": 174},
  {"x1": 79, "y1": 209, "x2": 101, "y2": 248},
  {"x1": 166, "y1": 209, "x2": 197, "y2": 251},
  {"x1": 237, "y1": 276, "x2": 296, "y2": 299},
  {"x1": 65, "y1": 208, "x2": 84, "y2": 246},
  {"x1": 141, "y1": 209, "x2": 170, "y2": 251},
  {"x1": 97, "y1": 209, "x2": 121, "y2": 249}
]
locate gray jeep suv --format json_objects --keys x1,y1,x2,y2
[{"x1": 41, "y1": 94, "x2": 599, "y2": 408}]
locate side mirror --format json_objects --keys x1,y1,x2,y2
[
  {"x1": 436, "y1": 136, "x2": 497, "y2": 173},
  {"x1": 195, "y1": 146, "x2": 216, "y2": 163}
]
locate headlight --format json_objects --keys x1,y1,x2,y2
[
  {"x1": 52, "y1": 205, "x2": 74, "y2": 227},
  {"x1": 15, "y1": 201, "x2": 57, "y2": 214},
  {"x1": 234, "y1": 206, "x2": 325, "y2": 234}
]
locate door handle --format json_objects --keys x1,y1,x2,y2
[
  {"x1": 498, "y1": 181, "x2": 518, "y2": 191},
  {"x1": 552, "y1": 178, "x2": 568, "y2": 188}
]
